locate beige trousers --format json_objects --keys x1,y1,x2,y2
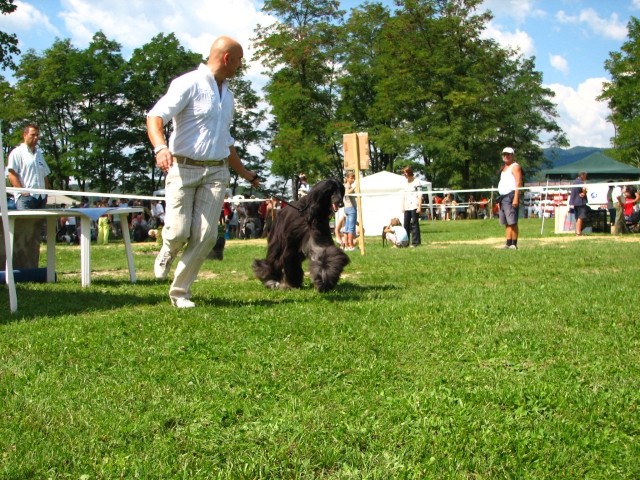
[{"x1": 162, "y1": 163, "x2": 229, "y2": 301}]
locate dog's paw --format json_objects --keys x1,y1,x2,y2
[{"x1": 265, "y1": 280, "x2": 289, "y2": 290}]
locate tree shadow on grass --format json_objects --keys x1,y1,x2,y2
[
  {"x1": 0, "y1": 289, "x2": 165, "y2": 324},
  {"x1": 0, "y1": 279, "x2": 299, "y2": 324}
]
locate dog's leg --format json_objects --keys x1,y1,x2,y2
[
  {"x1": 252, "y1": 258, "x2": 285, "y2": 289},
  {"x1": 282, "y1": 251, "x2": 305, "y2": 288}
]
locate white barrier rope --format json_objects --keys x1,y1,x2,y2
[
  {"x1": 5, "y1": 180, "x2": 639, "y2": 207},
  {"x1": 5, "y1": 187, "x2": 266, "y2": 203}
]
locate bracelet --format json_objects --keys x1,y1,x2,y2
[{"x1": 154, "y1": 144, "x2": 168, "y2": 155}]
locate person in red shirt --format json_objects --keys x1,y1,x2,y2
[
  {"x1": 623, "y1": 187, "x2": 637, "y2": 219},
  {"x1": 478, "y1": 196, "x2": 489, "y2": 219},
  {"x1": 433, "y1": 194, "x2": 443, "y2": 220}
]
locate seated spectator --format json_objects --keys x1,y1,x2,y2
[
  {"x1": 478, "y1": 196, "x2": 489, "y2": 219},
  {"x1": 131, "y1": 213, "x2": 149, "y2": 242}
]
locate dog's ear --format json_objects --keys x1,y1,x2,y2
[
  {"x1": 303, "y1": 179, "x2": 328, "y2": 222},
  {"x1": 333, "y1": 179, "x2": 345, "y2": 208}
]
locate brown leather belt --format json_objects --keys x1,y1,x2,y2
[{"x1": 173, "y1": 155, "x2": 227, "y2": 167}]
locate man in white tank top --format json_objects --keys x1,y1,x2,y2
[{"x1": 497, "y1": 147, "x2": 522, "y2": 249}]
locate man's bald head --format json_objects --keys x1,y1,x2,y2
[{"x1": 208, "y1": 36, "x2": 243, "y2": 82}]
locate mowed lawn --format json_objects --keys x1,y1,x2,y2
[{"x1": 1, "y1": 218, "x2": 639, "y2": 479}]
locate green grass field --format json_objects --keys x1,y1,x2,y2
[{"x1": 1, "y1": 219, "x2": 639, "y2": 479}]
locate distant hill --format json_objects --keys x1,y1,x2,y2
[
  {"x1": 543, "y1": 146, "x2": 605, "y2": 169},
  {"x1": 526, "y1": 147, "x2": 606, "y2": 182}
]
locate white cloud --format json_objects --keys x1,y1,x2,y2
[
  {"x1": 60, "y1": 0, "x2": 273, "y2": 79},
  {"x1": 0, "y1": 1, "x2": 59, "y2": 49},
  {"x1": 549, "y1": 54, "x2": 569, "y2": 75},
  {"x1": 555, "y1": 10, "x2": 576, "y2": 24},
  {"x1": 556, "y1": 8, "x2": 628, "y2": 40},
  {"x1": 57, "y1": 0, "x2": 275, "y2": 88},
  {"x1": 547, "y1": 78, "x2": 614, "y2": 148},
  {"x1": 482, "y1": 22, "x2": 536, "y2": 57},
  {"x1": 481, "y1": 0, "x2": 546, "y2": 25},
  {"x1": 633, "y1": 0, "x2": 640, "y2": 10},
  {"x1": 59, "y1": 0, "x2": 273, "y2": 54}
]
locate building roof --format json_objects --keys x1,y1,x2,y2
[{"x1": 543, "y1": 152, "x2": 640, "y2": 179}]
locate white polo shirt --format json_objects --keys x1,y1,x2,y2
[
  {"x1": 147, "y1": 63, "x2": 235, "y2": 161},
  {"x1": 7, "y1": 143, "x2": 51, "y2": 198}
]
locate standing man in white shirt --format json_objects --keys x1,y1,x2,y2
[
  {"x1": 147, "y1": 36, "x2": 259, "y2": 308},
  {"x1": 6, "y1": 123, "x2": 52, "y2": 268},
  {"x1": 497, "y1": 147, "x2": 522, "y2": 250},
  {"x1": 7, "y1": 124, "x2": 51, "y2": 210}
]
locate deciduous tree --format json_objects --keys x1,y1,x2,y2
[
  {"x1": 600, "y1": 17, "x2": 640, "y2": 165},
  {"x1": 254, "y1": 0, "x2": 345, "y2": 188},
  {"x1": 12, "y1": 40, "x2": 83, "y2": 190},
  {"x1": 125, "y1": 33, "x2": 202, "y2": 192},
  {"x1": 0, "y1": 0, "x2": 19, "y2": 70}
]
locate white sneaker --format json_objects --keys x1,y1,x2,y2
[
  {"x1": 154, "y1": 248, "x2": 174, "y2": 279},
  {"x1": 172, "y1": 298, "x2": 196, "y2": 309}
]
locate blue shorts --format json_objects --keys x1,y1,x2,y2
[
  {"x1": 344, "y1": 207, "x2": 357, "y2": 234},
  {"x1": 574, "y1": 205, "x2": 589, "y2": 221},
  {"x1": 16, "y1": 195, "x2": 47, "y2": 210}
]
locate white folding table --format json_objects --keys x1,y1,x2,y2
[{"x1": 7, "y1": 207, "x2": 143, "y2": 287}]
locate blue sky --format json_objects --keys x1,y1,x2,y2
[{"x1": 0, "y1": 0, "x2": 638, "y2": 148}]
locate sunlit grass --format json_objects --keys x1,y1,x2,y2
[{"x1": 1, "y1": 218, "x2": 639, "y2": 478}]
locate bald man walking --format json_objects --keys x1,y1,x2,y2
[{"x1": 147, "y1": 36, "x2": 259, "y2": 308}]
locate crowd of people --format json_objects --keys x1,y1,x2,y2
[
  {"x1": 420, "y1": 192, "x2": 492, "y2": 221},
  {"x1": 221, "y1": 194, "x2": 280, "y2": 240},
  {"x1": 52, "y1": 197, "x2": 166, "y2": 245},
  {"x1": 41, "y1": 164, "x2": 637, "y2": 250}
]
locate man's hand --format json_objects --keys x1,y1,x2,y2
[
  {"x1": 155, "y1": 148, "x2": 173, "y2": 173},
  {"x1": 247, "y1": 172, "x2": 260, "y2": 188}
]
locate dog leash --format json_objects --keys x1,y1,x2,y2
[
  {"x1": 268, "y1": 194, "x2": 308, "y2": 214},
  {"x1": 254, "y1": 176, "x2": 308, "y2": 214}
]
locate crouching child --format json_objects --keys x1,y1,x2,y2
[{"x1": 384, "y1": 218, "x2": 409, "y2": 248}]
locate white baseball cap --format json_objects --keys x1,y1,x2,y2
[{"x1": 502, "y1": 147, "x2": 515, "y2": 154}]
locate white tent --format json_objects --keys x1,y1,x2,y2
[{"x1": 358, "y1": 171, "x2": 432, "y2": 237}]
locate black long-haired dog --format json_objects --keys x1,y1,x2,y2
[{"x1": 253, "y1": 179, "x2": 350, "y2": 292}]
